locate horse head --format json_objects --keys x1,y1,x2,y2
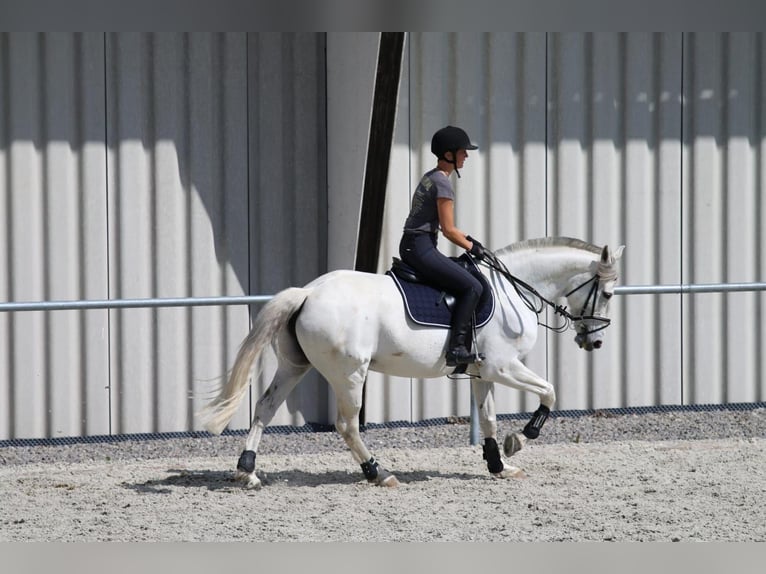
[{"x1": 569, "y1": 244, "x2": 625, "y2": 352}]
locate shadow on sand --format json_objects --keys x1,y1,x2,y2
[{"x1": 121, "y1": 466, "x2": 487, "y2": 493}]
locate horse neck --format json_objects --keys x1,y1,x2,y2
[{"x1": 502, "y1": 247, "x2": 598, "y2": 300}]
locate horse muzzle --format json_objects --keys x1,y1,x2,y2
[{"x1": 575, "y1": 332, "x2": 603, "y2": 351}]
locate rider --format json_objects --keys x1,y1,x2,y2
[{"x1": 399, "y1": 125, "x2": 486, "y2": 366}]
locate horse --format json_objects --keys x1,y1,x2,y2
[{"x1": 199, "y1": 237, "x2": 625, "y2": 489}]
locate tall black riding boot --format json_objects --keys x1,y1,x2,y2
[{"x1": 445, "y1": 291, "x2": 480, "y2": 366}]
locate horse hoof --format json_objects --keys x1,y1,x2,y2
[
  {"x1": 369, "y1": 469, "x2": 399, "y2": 487},
  {"x1": 381, "y1": 474, "x2": 400, "y2": 487},
  {"x1": 235, "y1": 469, "x2": 262, "y2": 490},
  {"x1": 492, "y1": 465, "x2": 527, "y2": 479},
  {"x1": 503, "y1": 432, "x2": 526, "y2": 457}
]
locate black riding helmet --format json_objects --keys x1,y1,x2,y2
[{"x1": 431, "y1": 125, "x2": 478, "y2": 178}]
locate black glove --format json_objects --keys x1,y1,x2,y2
[{"x1": 467, "y1": 235, "x2": 486, "y2": 261}]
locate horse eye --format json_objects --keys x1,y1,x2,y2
[{"x1": 602, "y1": 291, "x2": 613, "y2": 300}]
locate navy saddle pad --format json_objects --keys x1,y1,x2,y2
[{"x1": 386, "y1": 254, "x2": 494, "y2": 328}]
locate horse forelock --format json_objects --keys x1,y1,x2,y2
[{"x1": 596, "y1": 260, "x2": 619, "y2": 281}]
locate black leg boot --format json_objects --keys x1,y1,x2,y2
[
  {"x1": 446, "y1": 329, "x2": 474, "y2": 366},
  {"x1": 446, "y1": 291, "x2": 480, "y2": 366}
]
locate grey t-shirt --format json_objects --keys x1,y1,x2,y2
[{"x1": 403, "y1": 168, "x2": 455, "y2": 233}]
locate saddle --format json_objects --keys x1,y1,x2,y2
[{"x1": 386, "y1": 253, "x2": 494, "y2": 329}]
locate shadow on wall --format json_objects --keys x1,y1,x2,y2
[
  {"x1": 0, "y1": 32, "x2": 330, "y2": 433},
  {"x1": 103, "y1": 32, "x2": 328, "y2": 298},
  {"x1": 103, "y1": 33, "x2": 330, "y2": 426}
]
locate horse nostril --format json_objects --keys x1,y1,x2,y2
[{"x1": 593, "y1": 340, "x2": 603, "y2": 349}]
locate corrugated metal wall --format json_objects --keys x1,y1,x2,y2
[
  {"x1": 682, "y1": 33, "x2": 764, "y2": 405},
  {"x1": 1, "y1": 32, "x2": 329, "y2": 440},
  {"x1": 2, "y1": 32, "x2": 765, "y2": 440},
  {"x1": 1, "y1": 33, "x2": 110, "y2": 440},
  {"x1": 364, "y1": 32, "x2": 766, "y2": 423}
]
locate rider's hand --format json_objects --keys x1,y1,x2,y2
[{"x1": 467, "y1": 236, "x2": 486, "y2": 261}]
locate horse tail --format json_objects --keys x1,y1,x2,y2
[{"x1": 198, "y1": 287, "x2": 310, "y2": 435}]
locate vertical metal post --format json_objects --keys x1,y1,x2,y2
[
  {"x1": 470, "y1": 390, "x2": 480, "y2": 445},
  {"x1": 356, "y1": 32, "x2": 406, "y2": 425}
]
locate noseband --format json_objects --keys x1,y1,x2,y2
[
  {"x1": 563, "y1": 274, "x2": 612, "y2": 336},
  {"x1": 481, "y1": 251, "x2": 612, "y2": 336}
]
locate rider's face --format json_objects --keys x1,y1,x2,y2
[{"x1": 447, "y1": 149, "x2": 468, "y2": 168}]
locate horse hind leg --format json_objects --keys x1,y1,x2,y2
[
  {"x1": 335, "y1": 390, "x2": 399, "y2": 487},
  {"x1": 235, "y1": 360, "x2": 310, "y2": 489},
  {"x1": 326, "y1": 363, "x2": 399, "y2": 487}
]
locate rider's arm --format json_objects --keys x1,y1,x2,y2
[{"x1": 437, "y1": 197, "x2": 474, "y2": 251}]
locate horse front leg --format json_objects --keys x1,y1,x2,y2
[
  {"x1": 471, "y1": 379, "x2": 526, "y2": 479},
  {"x1": 503, "y1": 405, "x2": 552, "y2": 459},
  {"x1": 481, "y1": 358, "x2": 556, "y2": 458}
]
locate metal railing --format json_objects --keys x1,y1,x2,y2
[
  {"x1": 3, "y1": 281, "x2": 765, "y2": 314},
  {"x1": 615, "y1": 282, "x2": 766, "y2": 295},
  {"x1": 2, "y1": 281, "x2": 766, "y2": 447},
  {"x1": 0, "y1": 294, "x2": 273, "y2": 312}
]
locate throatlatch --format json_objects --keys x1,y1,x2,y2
[{"x1": 522, "y1": 405, "x2": 550, "y2": 439}]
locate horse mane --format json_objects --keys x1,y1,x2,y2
[{"x1": 495, "y1": 237, "x2": 602, "y2": 257}]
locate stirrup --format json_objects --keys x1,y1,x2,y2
[{"x1": 446, "y1": 347, "x2": 485, "y2": 367}]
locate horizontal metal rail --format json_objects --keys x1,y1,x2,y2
[
  {"x1": 0, "y1": 294, "x2": 274, "y2": 312},
  {"x1": 1, "y1": 282, "x2": 764, "y2": 448},
  {"x1": 1, "y1": 281, "x2": 765, "y2": 313},
  {"x1": 615, "y1": 282, "x2": 766, "y2": 295}
]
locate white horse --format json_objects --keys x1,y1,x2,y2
[{"x1": 199, "y1": 237, "x2": 625, "y2": 489}]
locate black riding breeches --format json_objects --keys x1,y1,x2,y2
[{"x1": 399, "y1": 233, "x2": 483, "y2": 326}]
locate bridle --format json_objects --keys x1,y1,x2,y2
[{"x1": 480, "y1": 250, "x2": 612, "y2": 336}]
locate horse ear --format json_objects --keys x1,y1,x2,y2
[{"x1": 601, "y1": 244, "x2": 625, "y2": 264}]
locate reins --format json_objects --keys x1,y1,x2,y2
[{"x1": 478, "y1": 250, "x2": 611, "y2": 335}]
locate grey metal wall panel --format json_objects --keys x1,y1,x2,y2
[
  {"x1": 185, "y1": 35, "x2": 253, "y2": 432},
  {"x1": 2, "y1": 34, "x2": 46, "y2": 439},
  {"x1": 367, "y1": 33, "x2": 552, "y2": 422},
  {"x1": 683, "y1": 33, "x2": 725, "y2": 407},
  {"x1": 682, "y1": 33, "x2": 764, "y2": 406},
  {"x1": 3, "y1": 32, "x2": 765, "y2": 439},
  {"x1": 723, "y1": 33, "x2": 761, "y2": 404},
  {"x1": 759, "y1": 35, "x2": 766, "y2": 406},
  {"x1": 1, "y1": 32, "x2": 328, "y2": 440},
  {"x1": 1, "y1": 33, "x2": 110, "y2": 440},
  {"x1": 105, "y1": 32, "x2": 328, "y2": 434},
  {"x1": 367, "y1": 32, "x2": 765, "y2": 424},
  {"x1": 247, "y1": 33, "x2": 329, "y2": 426},
  {"x1": 546, "y1": 32, "x2": 593, "y2": 411},
  {"x1": 106, "y1": 32, "x2": 207, "y2": 434},
  {"x1": 0, "y1": 35, "x2": 8, "y2": 438},
  {"x1": 326, "y1": 33, "x2": 378, "y2": 273},
  {"x1": 545, "y1": 33, "x2": 686, "y2": 411}
]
